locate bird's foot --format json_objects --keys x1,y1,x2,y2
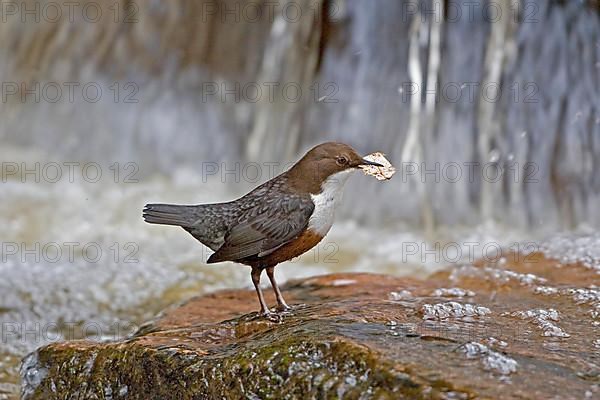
[
  {"x1": 253, "y1": 304, "x2": 308, "y2": 322},
  {"x1": 261, "y1": 311, "x2": 283, "y2": 323},
  {"x1": 275, "y1": 303, "x2": 292, "y2": 312}
]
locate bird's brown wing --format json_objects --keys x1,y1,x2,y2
[{"x1": 206, "y1": 195, "x2": 315, "y2": 264}]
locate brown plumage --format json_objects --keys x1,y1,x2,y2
[{"x1": 143, "y1": 142, "x2": 382, "y2": 319}]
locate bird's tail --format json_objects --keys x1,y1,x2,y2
[{"x1": 142, "y1": 204, "x2": 199, "y2": 227}]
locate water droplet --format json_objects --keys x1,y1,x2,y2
[
  {"x1": 534, "y1": 286, "x2": 559, "y2": 296},
  {"x1": 430, "y1": 287, "x2": 475, "y2": 297},
  {"x1": 488, "y1": 149, "x2": 500, "y2": 163},
  {"x1": 487, "y1": 337, "x2": 508, "y2": 348},
  {"x1": 389, "y1": 290, "x2": 413, "y2": 300},
  {"x1": 330, "y1": 279, "x2": 356, "y2": 286}
]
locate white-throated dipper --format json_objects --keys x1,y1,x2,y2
[{"x1": 143, "y1": 142, "x2": 383, "y2": 319}]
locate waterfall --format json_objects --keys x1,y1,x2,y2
[
  {"x1": 1, "y1": 2, "x2": 599, "y2": 394},
  {"x1": 0, "y1": 0, "x2": 598, "y2": 233}
]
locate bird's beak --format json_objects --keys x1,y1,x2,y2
[{"x1": 359, "y1": 158, "x2": 384, "y2": 167}]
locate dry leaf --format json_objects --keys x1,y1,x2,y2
[{"x1": 360, "y1": 152, "x2": 396, "y2": 181}]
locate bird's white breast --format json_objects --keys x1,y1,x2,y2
[{"x1": 308, "y1": 169, "x2": 354, "y2": 236}]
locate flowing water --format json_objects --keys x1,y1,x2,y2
[{"x1": 1, "y1": 0, "x2": 599, "y2": 397}]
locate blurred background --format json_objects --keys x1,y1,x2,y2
[{"x1": 1, "y1": 0, "x2": 599, "y2": 397}]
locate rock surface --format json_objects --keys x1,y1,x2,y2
[{"x1": 21, "y1": 253, "x2": 600, "y2": 399}]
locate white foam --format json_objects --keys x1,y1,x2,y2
[
  {"x1": 462, "y1": 342, "x2": 518, "y2": 375},
  {"x1": 539, "y1": 231, "x2": 600, "y2": 272},
  {"x1": 422, "y1": 302, "x2": 491, "y2": 320},
  {"x1": 431, "y1": 287, "x2": 475, "y2": 297},
  {"x1": 508, "y1": 309, "x2": 570, "y2": 338}
]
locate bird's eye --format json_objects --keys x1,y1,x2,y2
[{"x1": 336, "y1": 156, "x2": 348, "y2": 166}]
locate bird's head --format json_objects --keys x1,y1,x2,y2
[{"x1": 288, "y1": 142, "x2": 383, "y2": 193}]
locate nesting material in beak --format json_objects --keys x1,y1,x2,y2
[{"x1": 359, "y1": 152, "x2": 396, "y2": 180}]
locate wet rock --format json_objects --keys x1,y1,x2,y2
[{"x1": 21, "y1": 254, "x2": 600, "y2": 399}]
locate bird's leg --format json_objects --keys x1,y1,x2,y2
[
  {"x1": 266, "y1": 266, "x2": 291, "y2": 312},
  {"x1": 251, "y1": 267, "x2": 270, "y2": 315}
]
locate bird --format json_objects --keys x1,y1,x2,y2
[{"x1": 143, "y1": 142, "x2": 383, "y2": 320}]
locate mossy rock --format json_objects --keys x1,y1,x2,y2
[{"x1": 21, "y1": 255, "x2": 600, "y2": 399}]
